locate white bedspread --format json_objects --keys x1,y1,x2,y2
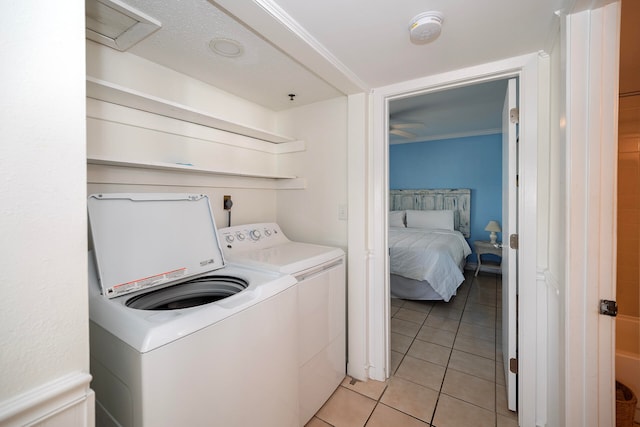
[{"x1": 389, "y1": 227, "x2": 472, "y2": 301}]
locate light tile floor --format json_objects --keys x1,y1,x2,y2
[{"x1": 307, "y1": 271, "x2": 518, "y2": 427}]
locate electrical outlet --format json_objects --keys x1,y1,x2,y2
[
  {"x1": 338, "y1": 204, "x2": 348, "y2": 220},
  {"x1": 223, "y1": 195, "x2": 233, "y2": 210}
]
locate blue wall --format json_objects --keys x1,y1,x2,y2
[{"x1": 389, "y1": 134, "x2": 503, "y2": 261}]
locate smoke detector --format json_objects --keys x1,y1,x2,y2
[{"x1": 409, "y1": 11, "x2": 444, "y2": 44}]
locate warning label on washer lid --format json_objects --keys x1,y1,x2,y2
[{"x1": 106, "y1": 267, "x2": 187, "y2": 298}]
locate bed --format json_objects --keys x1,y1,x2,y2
[{"x1": 389, "y1": 189, "x2": 472, "y2": 301}]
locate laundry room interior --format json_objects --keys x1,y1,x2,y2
[
  {"x1": 84, "y1": 2, "x2": 352, "y2": 425},
  {"x1": 3, "y1": 0, "x2": 634, "y2": 426}
]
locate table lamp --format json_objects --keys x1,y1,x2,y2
[{"x1": 485, "y1": 220, "x2": 501, "y2": 244}]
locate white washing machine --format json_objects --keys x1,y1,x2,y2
[
  {"x1": 217, "y1": 223, "x2": 346, "y2": 426},
  {"x1": 87, "y1": 194, "x2": 299, "y2": 427}
]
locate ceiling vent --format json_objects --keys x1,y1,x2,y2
[{"x1": 85, "y1": 0, "x2": 161, "y2": 51}]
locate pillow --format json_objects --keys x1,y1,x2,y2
[
  {"x1": 389, "y1": 210, "x2": 406, "y2": 227},
  {"x1": 406, "y1": 209, "x2": 454, "y2": 230}
]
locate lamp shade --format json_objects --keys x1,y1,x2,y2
[{"x1": 484, "y1": 220, "x2": 501, "y2": 232}]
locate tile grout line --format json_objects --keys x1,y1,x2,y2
[
  {"x1": 390, "y1": 287, "x2": 463, "y2": 426},
  {"x1": 429, "y1": 271, "x2": 475, "y2": 426},
  {"x1": 313, "y1": 271, "x2": 512, "y2": 427},
  {"x1": 376, "y1": 298, "x2": 436, "y2": 426},
  {"x1": 378, "y1": 272, "x2": 504, "y2": 427},
  {"x1": 437, "y1": 272, "x2": 506, "y2": 426}
]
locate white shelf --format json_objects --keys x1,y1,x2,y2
[
  {"x1": 86, "y1": 77, "x2": 296, "y2": 144},
  {"x1": 87, "y1": 156, "x2": 300, "y2": 180}
]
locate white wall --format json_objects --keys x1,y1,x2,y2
[
  {"x1": 545, "y1": 27, "x2": 567, "y2": 427},
  {"x1": 87, "y1": 182, "x2": 277, "y2": 230},
  {"x1": 0, "y1": 0, "x2": 93, "y2": 424},
  {"x1": 276, "y1": 97, "x2": 349, "y2": 248},
  {"x1": 86, "y1": 42, "x2": 310, "y2": 227}
]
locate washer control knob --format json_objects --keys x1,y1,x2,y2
[
  {"x1": 235, "y1": 232, "x2": 245, "y2": 241},
  {"x1": 264, "y1": 229, "x2": 272, "y2": 237},
  {"x1": 225, "y1": 235, "x2": 235, "y2": 243},
  {"x1": 249, "y1": 229, "x2": 261, "y2": 240}
]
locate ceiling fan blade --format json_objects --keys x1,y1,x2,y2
[
  {"x1": 389, "y1": 128, "x2": 416, "y2": 139},
  {"x1": 391, "y1": 122, "x2": 424, "y2": 129}
]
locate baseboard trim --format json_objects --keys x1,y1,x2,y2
[{"x1": 0, "y1": 372, "x2": 94, "y2": 426}]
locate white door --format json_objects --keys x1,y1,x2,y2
[
  {"x1": 502, "y1": 78, "x2": 518, "y2": 411},
  {"x1": 564, "y1": 4, "x2": 619, "y2": 424}
]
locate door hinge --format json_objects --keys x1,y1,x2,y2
[
  {"x1": 510, "y1": 108, "x2": 519, "y2": 124},
  {"x1": 510, "y1": 358, "x2": 518, "y2": 374},
  {"x1": 599, "y1": 299, "x2": 618, "y2": 317},
  {"x1": 509, "y1": 234, "x2": 519, "y2": 250}
]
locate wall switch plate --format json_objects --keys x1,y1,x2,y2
[{"x1": 338, "y1": 204, "x2": 348, "y2": 220}]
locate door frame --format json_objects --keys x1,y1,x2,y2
[
  {"x1": 502, "y1": 77, "x2": 518, "y2": 411},
  {"x1": 369, "y1": 52, "x2": 544, "y2": 426}
]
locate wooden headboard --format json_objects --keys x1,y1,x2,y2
[{"x1": 390, "y1": 188, "x2": 471, "y2": 238}]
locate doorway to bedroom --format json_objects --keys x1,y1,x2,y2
[{"x1": 386, "y1": 77, "x2": 519, "y2": 418}]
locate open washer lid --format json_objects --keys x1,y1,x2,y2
[{"x1": 88, "y1": 193, "x2": 225, "y2": 298}]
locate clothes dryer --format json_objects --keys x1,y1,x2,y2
[
  {"x1": 87, "y1": 194, "x2": 298, "y2": 427},
  {"x1": 218, "y1": 223, "x2": 346, "y2": 426}
]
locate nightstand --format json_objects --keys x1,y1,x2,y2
[{"x1": 474, "y1": 240, "x2": 503, "y2": 276}]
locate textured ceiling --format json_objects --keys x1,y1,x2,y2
[
  {"x1": 87, "y1": 0, "x2": 629, "y2": 140},
  {"x1": 119, "y1": 0, "x2": 343, "y2": 111},
  {"x1": 92, "y1": 0, "x2": 565, "y2": 111},
  {"x1": 267, "y1": 0, "x2": 564, "y2": 89}
]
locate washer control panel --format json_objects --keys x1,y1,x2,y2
[{"x1": 218, "y1": 223, "x2": 289, "y2": 252}]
